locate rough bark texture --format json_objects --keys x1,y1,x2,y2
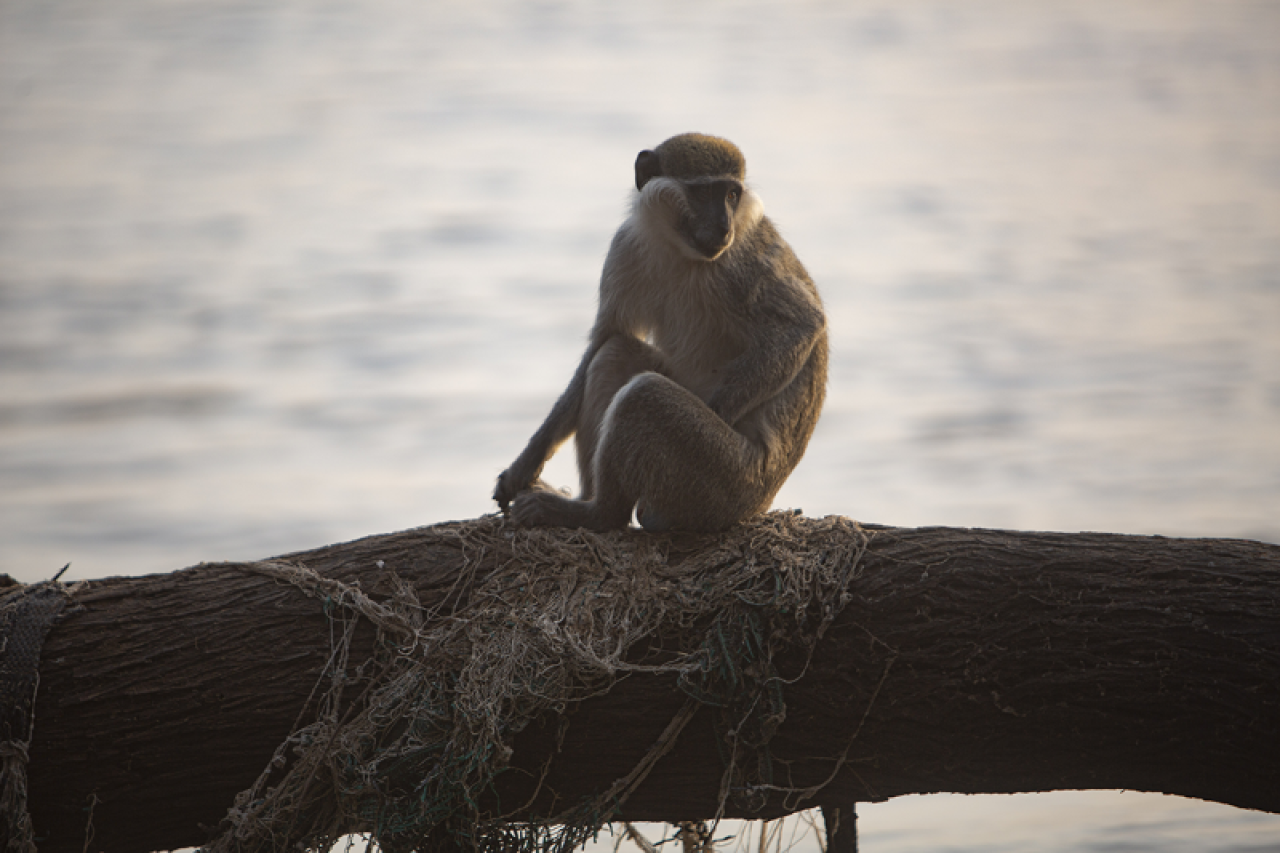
[{"x1": 22, "y1": 520, "x2": 1280, "y2": 853}]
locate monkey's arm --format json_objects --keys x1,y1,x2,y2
[
  {"x1": 705, "y1": 292, "x2": 825, "y2": 428},
  {"x1": 495, "y1": 237, "x2": 640, "y2": 511},
  {"x1": 493, "y1": 348, "x2": 593, "y2": 511}
]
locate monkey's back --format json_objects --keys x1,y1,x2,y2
[{"x1": 729, "y1": 219, "x2": 828, "y2": 475}]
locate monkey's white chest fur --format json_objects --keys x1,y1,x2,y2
[{"x1": 611, "y1": 221, "x2": 748, "y2": 405}]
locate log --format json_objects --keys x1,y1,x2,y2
[{"x1": 19, "y1": 517, "x2": 1280, "y2": 853}]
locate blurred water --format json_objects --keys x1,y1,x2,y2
[{"x1": 2, "y1": 1, "x2": 1279, "y2": 850}]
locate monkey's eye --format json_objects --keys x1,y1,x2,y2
[{"x1": 726, "y1": 188, "x2": 740, "y2": 205}]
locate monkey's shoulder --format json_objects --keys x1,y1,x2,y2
[
  {"x1": 739, "y1": 216, "x2": 813, "y2": 279},
  {"x1": 724, "y1": 217, "x2": 823, "y2": 316}
]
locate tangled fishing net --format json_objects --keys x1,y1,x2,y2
[{"x1": 204, "y1": 511, "x2": 869, "y2": 853}]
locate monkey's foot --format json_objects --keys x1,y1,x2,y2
[
  {"x1": 510, "y1": 490, "x2": 620, "y2": 530},
  {"x1": 510, "y1": 490, "x2": 587, "y2": 528}
]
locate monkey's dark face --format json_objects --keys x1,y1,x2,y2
[{"x1": 678, "y1": 179, "x2": 743, "y2": 260}]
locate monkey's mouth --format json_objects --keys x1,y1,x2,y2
[{"x1": 690, "y1": 230, "x2": 733, "y2": 260}]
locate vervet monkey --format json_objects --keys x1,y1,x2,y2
[{"x1": 494, "y1": 133, "x2": 827, "y2": 532}]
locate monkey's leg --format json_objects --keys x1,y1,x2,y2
[
  {"x1": 576, "y1": 334, "x2": 668, "y2": 499},
  {"x1": 592, "y1": 373, "x2": 772, "y2": 533},
  {"x1": 509, "y1": 339, "x2": 667, "y2": 530},
  {"x1": 512, "y1": 373, "x2": 772, "y2": 532}
]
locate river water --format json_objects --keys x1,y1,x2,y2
[{"x1": 2, "y1": 1, "x2": 1278, "y2": 850}]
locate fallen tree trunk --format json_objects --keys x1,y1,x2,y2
[{"x1": 20, "y1": 515, "x2": 1280, "y2": 852}]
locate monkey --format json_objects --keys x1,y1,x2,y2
[{"x1": 493, "y1": 132, "x2": 827, "y2": 533}]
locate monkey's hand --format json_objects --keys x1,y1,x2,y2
[
  {"x1": 493, "y1": 465, "x2": 528, "y2": 513},
  {"x1": 494, "y1": 456, "x2": 559, "y2": 513}
]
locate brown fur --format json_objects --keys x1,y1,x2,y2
[
  {"x1": 654, "y1": 132, "x2": 745, "y2": 181},
  {"x1": 494, "y1": 133, "x2": 827, "y2": 532}
]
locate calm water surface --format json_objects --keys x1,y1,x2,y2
[{"x1": 2, "y1": 1, "x2": 1278, "y2": 850}]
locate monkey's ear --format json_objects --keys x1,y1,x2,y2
[{"x1": 635, "y1": 149, "x2": 662, "y2": 191}]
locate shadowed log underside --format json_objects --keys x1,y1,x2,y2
[{"x1": 22, "y1": 516, "x2": 1280, "y2": 853}]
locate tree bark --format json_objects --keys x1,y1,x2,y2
[{"x1": 21, "y1": 520, "x2": 1280, "y2": 853}]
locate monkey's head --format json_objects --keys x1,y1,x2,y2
[{"x1": 634, "y1": 133, "x2": 756, "y2": 262}]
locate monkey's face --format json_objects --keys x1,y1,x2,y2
[{"x1": 677, "y1": 179, "x2": 743, "y2": 261}]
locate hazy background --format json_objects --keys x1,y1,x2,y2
[{"x1": 2, "y1": 1, "x2": 1278, "y2": 850}]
